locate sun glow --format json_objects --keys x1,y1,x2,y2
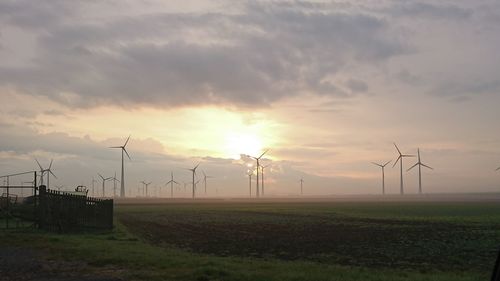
[{"x1": 224, "y1": 132, "x2": 263, "y2": 159}]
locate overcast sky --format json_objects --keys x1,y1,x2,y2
[{"x1": 1, "y1": 0, "x2": 500, "y2": 197}]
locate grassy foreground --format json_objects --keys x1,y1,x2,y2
[{"x1": 1, "y1": 200, "x2": 497, "y2": 281}]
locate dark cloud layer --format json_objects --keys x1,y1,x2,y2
[{"x1": 0, "y1": 1, "x2": 408, "y2": 108}]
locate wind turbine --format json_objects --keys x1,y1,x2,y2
[
  {"x1": 299, "y1": 178, "x2": 304, "y2": 195},
  {"x1": 35, "y1": 159, "x2": 47, "y2": 186},
  {"x1": 35, "y1": 159, "x2": 57, "y2": 189},
  {"x1": 372, "y1": 160, "x2": 391, "y2": 195},
  {"x1": 246, "y1": 150, "x2": 269, "y2": 198},
  {"x1": 202, "y1": 171, "x2": 214, "y2": 195},
  {"x1": 111, "y1": 172, "x2": 120, "y2": 197},
  {"x1": 393, "y1": 143, "x2": 415, "y2": 195},
  {"x1": 407, "y1": 148, "x2": 433, "y2": 194},
  {"x1": 187, "y1": 163, "x2": 200, "y2": 199},
  {"x1": 91, "y1": 177, "x2": 98, "y2": 197},
  {"x1": 193, "y1": 179, "x2": 201, "y2": 196},
  {"x1": 109, "y1": 135, "x2": 131, "y2": 198},
  {"x1": 247, "y1": 170, "x2": 254, "y2": 198},
  {"x1": 261, "y1": 164, "x2": 271, "y2": 196},
  {"x1": 141, "y1": 181, "x2": 152, "y2": 197},
  {"x1": 496, "y1": 166, "x2": 500, "y2": 172},
  {"x1": 165, "y1": 172, "x2": 179, "y2": 198},
  {"x1": 98, "y1": 173, "x2": 112, "y2": 197}
]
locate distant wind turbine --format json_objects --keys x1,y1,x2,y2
[
  {"x1": 109, "y1": 135, "x2": 131, "y2": 198},
  {"x1": 496, "y1": 166, "x2": 500, "y2": 172},
  {"x1": 393, "y1": 143, "x2": 415, "y2": 195},
  {"x1": 194, "y1": 179, "x2": 201, "y2": 194},
  {"x1": 35, "y1": 159, "x2": 57, "y2": 189},
  {"x1": 247, "y1": 170, "x2": 254, "y2": 198},
  {"x1": 35, "y1": 159, "x2": 47, "y2": 186},
  {"x1": 261, "y1": 164, "x2": 272, "y2": 196},
  {"x1": 372, "y1": 160, "x2": 391, "y2": 195},
  {"x1": 202, "y1": 171, "x2": 214, "y2": 195},
  {"x1": 187, "y1": 163, "x2": 200, "y2": 199},
  {"x1": 299, "y1": 178, "x2": 304, "y2": 195},
  {"x1": 407, "y1": 148, "x2": 433, "y2": 194},
  {"x1": 91, "y1": 177, "x2": 98, "y2": 197},
  {"x1": 246, "y1": 150, "x2": 269, "y2": 198},
  {"x1": 98, "y1": 173, "x2": 112, "y2": 197},
  {"x1": 141, "y1": 181, "x2": 152, "y2": 197},
  {"x1": 165, "y1": 172, "x2": 179, "y2": 198},
  {"x1": 111, "y1": 172, "x2": 120, "y2": 197}
]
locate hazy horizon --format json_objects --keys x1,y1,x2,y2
[{"x1": 1, "y1": 0, "x2": 500, "y2": 197}]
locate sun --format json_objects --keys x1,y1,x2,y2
[{"x1": 224, "y1": 132, "x2": 263, "y2": 159}]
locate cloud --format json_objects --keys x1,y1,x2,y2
[
  {"x1": 388, "y1": 2, "x2": 472, "y2": 20},
  {"x1": 0, "y1": 1, "x2": 407, "y2": 109}
]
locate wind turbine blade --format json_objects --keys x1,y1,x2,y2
[
  {"x1": 371, "y1": 162, "x2": 382, "y2": 167},
  {"x1": 407, "y1": 163, "x2": 418, "y2": 172},
  {"x1": 393, "y1": 143, "x2": 402, "y2": 155},
  {"x1": 402, "y1": 154, "x2": 416, "y2": 157},
  {"x1": 49, "y1": 170, "x2": 57, "y2": 179},
  {"x1": 383, "y1": 160, "x2": 392, "y2": 167},
  {"x1": 123, "y1": 147, "x2": 131, "y2": 160},
  {"x1": 258, "y1": 149, "x2": 269, "y2": 159},
  {"x1": 109, "y1": 146, "x2": 122, "y2": 148},
  {"x1": 496, "y1": 167, "x2": 500, "y2": 171},
  {"x1": 124, "y1": 135, "x2": 131, "y2": 147},
  {"x1": 392, "y1": 156, "x2": 401, "y2": 168},
  {"x1": 35, "y1": 159, "x2": 43, "y2": 170},
  {"x1": 421, "y1": 163, "x2": 434, "y2": 170},
  {"x1": 48, "y1": 159, "x2": 53, "y2": 169},
  {"x1": 173, "y1": 181, "x2": 180, "y2": 185},
  {"x1": 194, "y1": 162, "x2": 201, "y2": 170},
  {"x1": 98, "y1": 173, "x2": 104, "y2": 180}
]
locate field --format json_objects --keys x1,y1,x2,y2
[{"x1": 1, "y1": 197, "x2": 500, "y2": 280}]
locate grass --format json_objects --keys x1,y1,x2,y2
[{"x1": 1, "y1": 200, "x2": 498, "y2": 281}]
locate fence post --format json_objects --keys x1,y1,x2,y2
[{"x1": 38, "y1": 185, "x2": 46, "y2": 230}]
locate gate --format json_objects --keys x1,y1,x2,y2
[{"x1": 0, "y1": 171, "x2": 38, "y2": 229}]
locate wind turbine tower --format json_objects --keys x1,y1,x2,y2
[
  {"x1": 110, "y1": 135, "x2": 131, "y2": 198},
  {"x1": 91, "y1": 177, "x2": 98, "y2": 197},
  {"x1": 261, "y1": 164, "x2": 270, "y2": 196},
  {"x1": 372, "y1": 160, "x2": 391, "y2": 195},
  {"x1": 98, "y1": 173, "x2": 112, "y2": 197},
  {"x1": 299, "y1": 178, "x2": 304, "y2": 195},
  {"x1": 247, "y1": 170, "x2": 253, "y2": 198},
  {"x1": 141, "y1": 181, "x2": 152, "y2": 197},
  {"x1": 246, "y1": 150, "x2": 268, "y2": 198},
  {"x1": 393, "y1": 143, "x2": 415, "y2": 195},
  {"x1": 166, "y1": 172, "x2": 179, "y2": 198},
  {"x1": 187, "y1": 163, "x2": 200, "y2": 199},
  {"x1": 407, "y1": 148, "x2": 433, "y2": 194},
  {"x1": 202, "y1": 171, "x2": 214, "y2": 196},
  {"x1": 112, "y1": 172, "x2": 120, "y2": 197}
]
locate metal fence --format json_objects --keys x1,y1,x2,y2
[
  {"x1": 38, "y1": 186, "x2": 113, "y2": 232},
  {"x1": 1, "y1": 171, "x2": 113, "y2": 232}
]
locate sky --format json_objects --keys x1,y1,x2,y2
[{"x1": 1, "y1": 0, "x2": 500, "y2": 197}]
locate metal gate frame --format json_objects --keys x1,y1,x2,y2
[{"x1": 0, "y1": 171, "x2": 38, "y2": 229}]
